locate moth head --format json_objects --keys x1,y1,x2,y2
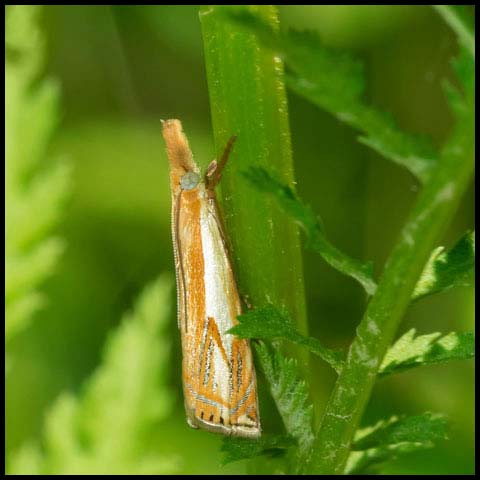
[{"x1": 180, "y1": 171, "x2": 200, "y2": 190}]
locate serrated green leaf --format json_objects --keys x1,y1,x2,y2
[
  {"x1": 433, "y1": 5, "x2": 475, "y2": 59},
  {"x1": 441, "y1": 47, "x2": 474, "y2": 156},
  {"x1": 5, "y1": 5, "x2": 70, "y2": 341},
  {"x1": 441, "y1": 48, "x2": 475, "y2": 157},
  {"x1": 6, "y1": 162, "x2": 72, "y2": 253},
  {"x1": 9, "y1": 275, "x2": 180, "y2": 475},
  {"x1": 346, "y1": 441, "x2": 431, "y2": 475},
  {"x1": 5, "y1": 238, "x2": 65, "y2": 304},
  {"x1": 243, "y1": 167, "x2": 377, "y2": 295},
  {"x1": 413, "y1": 230, "x2": 475, "y2": 301},
  {"x1": 346, "y1": 412, "x2": 448, "y2": 474},
  {"x1": 5, "y1": 292, "x2": 45, "y2": 342},
  {"x1": 380, "y1": 329, "x2": 474, "y2": 376},
  {"x1": 255, "y1": 342, "x2": 314, "y2": 453},
  {"x1": 230, "y1": 305, "x2": 344, "y2": 372},
  {"x1": 227, "y1": 10, "x2": 438, "y2": 182},
  {"x1": 451, "y1": 47, "x2": 475, "y2": 99},
  {"x1": 352, "y1": 412, "x2": 448, "y2": 451},
  {"x1": 221, "y1": 435, "x2": 294, "y2": 465}
]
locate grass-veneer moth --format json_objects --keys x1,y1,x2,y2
[{"x1": 162, "y1": 119, "x2": 260, "y2": 438}]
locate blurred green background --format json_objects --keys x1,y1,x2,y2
[{"x1": 5, "y1": 5, "x2": 474, "y2": 474}]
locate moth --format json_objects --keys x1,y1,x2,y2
[{"x1": 162, "y1": 119, "x2": 260, "y2": 438}]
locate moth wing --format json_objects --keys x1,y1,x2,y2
[{"x1": 183, "y1": 199, "x2": 260, "y2": 437}]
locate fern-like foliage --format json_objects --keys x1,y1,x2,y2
[
  {"x1": 243, "y1": 167, "x2": 377, "y2": 295},
  {"x1": 255, "y1": 343, "x2": 314, "y2": 455},
  {"x1": 8, "y1": 275, "x2": 179, "y2": 475},
  {"x1": 221, "y1": 7, "x2": 474, "y2": 474},
  {"x1": 380, "y1": 329, "x2": 474, "y2": 377},
  {"x1": 225, "y1": 9, "x2": 438, "y2": 182},
  {"x1": 243, "y1": 165, "x2": 475, "y2": 306},
  {"x1": 232, "y1": 307, "x2": 473, "y2": 380},
  {"x1": 5, "y1": 5, "x2": 71, "y2": 342},
  {"x1": 220, "y1": 435, "x2": 294, "y2": 465},
  {"x1": 346, "y1": 413, "x2": 448, "y2": 474},
  {"x1": 413, "y1": 230, "x2": 475, "y2": 301},
  {"x1": 231, "y1": 305, "x2": 344, "y2": 372},
  {"x1": 222, "y1": 340, "x2": 315, "y2": 471}
]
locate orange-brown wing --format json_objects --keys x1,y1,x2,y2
[
  {"x1": 164, "y1": 119, "x2": 260, "y2": 438},
  {"x1": 177, "y1": 190, "x2": 260, "y2": 437}
]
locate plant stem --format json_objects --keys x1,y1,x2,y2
[
  {"x1": 199, "y1": 6, "x2": 308, "y2": 339},
  {"x1": 304, "y1": 84, "x2": 475, "y2": 474}
]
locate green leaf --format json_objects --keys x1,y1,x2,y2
[
  {"x1": 346, "y1": 413, "x2": 448, "y2": 474},
  {"x1": 5, "y1": 5, "x2": 70, "y2": 341},
  {"x1": 352, "y1": 412, "x2": 448, "y2": 450},
  {"x1": 5, "y1": 238, "x2": 64, "y2": 341},
  {"x1": 255, "y1": 342, "x2": 314, "y2": 453},
  {"x1": 433, "y1": 5, "x2": 475, "y2": 59},
  {"x1": 243, "y1": 167, "x2": 377, "y2": 295},
  {"x1": 221, "y1": 435, "x2": 294, "y2": 465},
  {"x1": 4, "y1": 292, "x2": 45, "y2": 343},
  {"x1": 304, "y1": 21, "x2": 475, "y2": 477},
  {"x1": 379, "y1": 329, "x2": 475, "y2": 376},
  {"x1": 230, "y1": 305, "x2": 344, "y2": 373},
  {"x1": 7, "y1": 443, "x2": 43, "y2": 475},
  {"x1": 413, "y1": 230, "x2": 475, "y2": 301},
  {"x1": 346, "y1": 443, "x2": 427, "y2": 475},
  {"x1": 9, "y1": 275, "x2": 180, "y2": 475},
  {"x1": 226, "y1": 10, "x2": 438, "y2": 182},
  {"x1": 6, "y1": 162, "x2": 72, "y2": 253},
  {"x1": 5, "y1": 238, "x2": 64, "y2": 304},
  {"x1": 445, "y1": 46, "x2": 475, "y2": 115}
]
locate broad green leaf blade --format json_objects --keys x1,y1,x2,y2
[
  {"x1": 226, "y1": 10, "x2": 438, "y2": 182},
  {"x1": 9, "y1": 275, "x2": 179, "y2": 475},
  {"x1": 221, "y1": 435, "x2": 294, "y2": 465},
  {"x1": 413, "y1": 230, "x2": 475, "y2": 300},
  {"x1": 433, "y1": 5, "x2": 475, "y2": 59},
  {"x1": 380, "y1": 329, "x2": 474, "y2": 376},
  {"x1": 346, "y1": 413, "x2": 448, "y2": 474},
  {"x1": 243, "y1": 167, "x2": 377, "y2": 295},
  {"x1": 230, "y1": 305, "x2": 344, "y2": 372},
  {"x1": 255, "y1": 342, "x2": 314, "y2": 453}
]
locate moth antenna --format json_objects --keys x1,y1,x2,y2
[{"x1": 206, "y1": 135, "x2": 237, "y2": 190}]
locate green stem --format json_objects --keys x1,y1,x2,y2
[
  {"x1": 433, "y1": 5, "x2": 475, "y2": 59},
  {"x1": 304, "y1": 82, "x2": 475, "y2": 474},
  {"x1": 199, "y1": 5, "x2": 308, "y2": 339}
]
